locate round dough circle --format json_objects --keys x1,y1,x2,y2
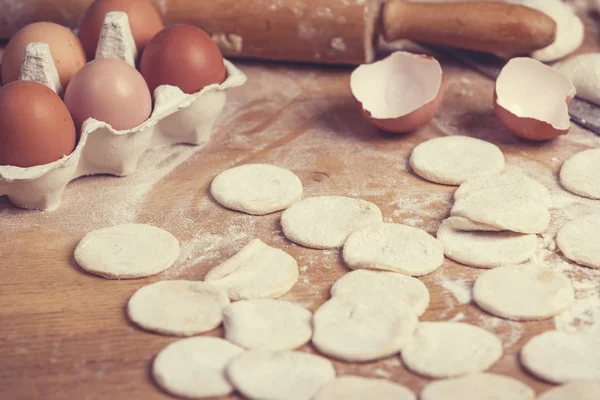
[
  {"x1": 400, "y1": 322, "x2": 503, "y2": 378},
  {"x1": 556, "y1": 213, "x2": 600, "y2": 269},
  {"x1": 560, "y1": 148, "x2": 600, "y2": 200},
  {"x1": 211, "y1": 164, "x2": 303, "y2": 215},
  {"x1": 74, "y1": 223, "x2": 180, "y2": 279},
  {"x1": 521, "y1": 330, "x2": 600, "y2": 383},
  {"x1": 313, "y1": 376, "x2": 415, "y2": 400},
  {"x1": 330, "y1": 269, "x2": 430, "y2": 316},
  {"x1": 538, "y1": 382, "x2": 600, "y2": 400},
  {"x1": 342, "y1": 223, "x2": 444, "y2": 276},
  {"x1": 420, "y1": 373, "x2": 535, "y2": 400},
  {"x1": 409, "y1": 136, "x2": 505, "y2": 185},
  {"x1": 127, "y1": 280, "x2": 230, "y2": 336},
  {"x1": 437, "y1": 219, "x2": 537, "y2": 268},
  {"x1": 281, "y1": 196, "x2": 383, "y2": 249},
  {"x1": 226, "y1": 350, "x2": 336, "y2": 400},
  {"x1": 152, "y1": 336, "x2": 244, "y2": 398},
  {"x1": 312, "y1": 293, "x2": 418, "y2": 362},
  {"x1": 223, "y1": 299, "x2": 312, "y2": 351}
]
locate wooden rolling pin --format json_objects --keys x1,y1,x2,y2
[{"x1": 1, "y1": 0, "x2": 556, "y2": 65}]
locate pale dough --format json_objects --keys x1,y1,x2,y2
[
  {"x1": 330, "y1": 269, "x2": 430, "y2": 316},
  {"x1": 555, "y1": 53, "x2": 600, "y2": 106},
  {"x1": 409, "y1": 136, "x2": 505, "y2": 185},
  {"x1": 210, "y1": 163, "x2": 303, "y2": 215},
  {"x1": 443, "y1": 216, "x2": 504, "y2": 232},
  {"x1": 226, "y1": 350, "x2": 336, "y2": 400},
  {"x1": 127, "y1": 280, "x2": 230, "y2": 336},
  {"x1": 538, "y1": 382, "x2": 600, "y2": 400},
  {"x1": 437, "y1": 219, "x2": 538, "y2": 268},
  {"x1": 401, "y1": 322, "x2": 503, "y2": 378},
  {"x1": 556, "y1": 213, "x2": 600, "y2": 269},
  {"x1": 521, "y1": 330, "x2": 600, "y2": 383},
  {"x1": 559, "y1": 149, "x2": 600, "y2": 200},
  {"x1": 152, "y1": 336, "x2": 244, "y2": 399},
  {"x1": 280, "y1": 196, "x2": 383, "y2": 249},
  {"x1": 74, "y1": 223, "x2": 180, "y2": 279},
  {"x1": 312, "y1": 293, "x2": 418, "y2": 362},
  {"x1": 223, "y1": 299, "x2": 312, "y2": 350},
  {"x1": 313, "y1": 376, "x2": 415, "y2": 400},
  {"x1": 204, "y1": 239, "x2": 298, "y2": 301},
  {"x1": 342, "y1": 223, "x2": 444, "y2": 276},
  {"x1": 420, "y1": 373, "x2": 535, "y2": 400},
  {"x1": 473, "y1": 265, "x2": 574, "y2": 321}
]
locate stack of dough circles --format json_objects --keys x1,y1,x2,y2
[
  {"x1": 556, "y1": 213, "x2": 600, "y2": 269},
  {"x1": 559, "y1": 148, "x2": 600, "y2": 199},
  {"x1": 420, "y1": 373, "x2": 535, "y2": 400},
  {"x1": 313, "y1": 376, "x2": 416, "y2": 400},
  {"x1": 538, "y1": 382, "x2": 600, "y2": 400},
  {"x1": 210, "y1": 163, "x2": 303, "y2": 215},
  {"x1": 409, "y1": 135, "x2": 505, "y2": 185}
]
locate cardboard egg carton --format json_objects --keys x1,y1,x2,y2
[{"x1": 0, "y1": 12, "x2": 247, "y2": 211}]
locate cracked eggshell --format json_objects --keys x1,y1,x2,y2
[
  {"x1": 555, "y1": 53, "x2": 600, "y2": 106},
  {"x1": 494, "y1": 57, "x2": 575, "y2": 141},
  {"x1": 350, "y1": 51, "x2": 443, "y2": 134}
]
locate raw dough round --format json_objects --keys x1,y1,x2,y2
[
  {"x1": 330, "y1": 269, "x2": 430, "y2": 316},
  {"x1": 473, "y1": 265, "x2": 574, "y2": 320},
  {"x1": 281, "y1": 196, "x2": 383, "y2": 249},
  {"x1": 152, "y1": 336, "x2": 244, "y2": 399},
  {"x1": 560, "y1": 149, "x2": 600, "y2": 199},
  {"x1": 204, "y1": 239, "x2": 298, "y2": 301},
  {"x1": 556, "y1": 213, "x2": 600, "y2": 269},
  {"x1": 312, "y1": 293, "x2": 418, "y2": 362},
  {"x1": 437, "y1": 219, "x2": 538, "y2": 268},
  {"x1": 420, "y1": 373, "x2": 535, "y2": 400},
  {"x1": 400, "y1": 322, "x2": 503, "y2": 378},
  {"x1": 313, "y1": 376, "x2": 415, "y2": 400},
  {"x1": 538, "y1": 382, "x2": 600, "y2": 400},
  {"x1": 127, "y1": 280, "x2": 230, "y2": 336},
  {"x1": 210, "y1": 164, "x2": 303, "y2": 215},
  {"x1": 223, "y1": 299, "x2": 312, "y2": 350},
  {"x1": 521, "y1": 330, "x2": 600, "y2": 383},
  {"x1": 443, "y1": 216, "x2": 504, "y2": 232},
  {"x1": 409, "y1": 136, "x2": 505, "y2": 185},
  {"x1": 226, "y1": 350, "x2": 336, "y2": 400},
  {"x1": 555, "y1": 54, "x2": 600, "y2": 107},
  {"x1": 342, "y1": 223, "x2": 444, "y2": 276},
  {"x1": 74, "y1": 223, "x2": 180, "y2": 279}
]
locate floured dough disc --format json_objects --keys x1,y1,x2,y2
[
  {"x1": 437, "y1": 219, "x2": 538, "y2": 268},
  {"x1": 401, "y1": 322, "x2": 503, "y2": 378},
  {"x1": 210, "y1": 164, "x2": 303, "y2": 215},
  {"x1": 560, "y1": 149, "x2": 600, "y2": 199},
  {"x1": 281, "y1": 196, "x2": 383, "y2": 249},
  {"x1": 409, "y1": 136, "x2": 505, "y2": 185},
  {"x1": 223, "y1": 299, "x2": 312, "y2": 350},
  {"x1": 473, "y1": 265, "x2": 574, "y2": 320},
  {"x1": 312, "y1": 293, "x2": 418, "y2": 362},
  {"x1": 152, "y1": 337, "x2": 244, "y2": 399},
  {"x1": 454, "y1": 170, "x2": 550, "y2": 204},
  {"x1": 556, "y1": 213, "x2": 600, "y2": 269},
  {"x1": 420, "y1": 373, "x2": 535, "y2": 400},
  {"x1": 204, "y1": 238, "x2": 298, "y2": 301},
  {"x1": 342, "y1": 223, "x2": 444, "y2": 276},
  {"x1": 313, "y1": 376, "x2": 415, "y2": 400},
  {"x1": 74, "y1": 223, "x2": 180, "y2": 279},
  {"x1": 127, "y1": 280, "x2": 230, "y2": 336},
  {"x1": 226, "y1": 350, "x2": 336, "y2": 400},
  {"x1": 443, "y1": 216, "x2": 504, "y2": 232},
  {"x1": 330, "y1": 269, "x2": 430, "y2": 316},
  {"x1": 538, "y1": 382, "x2": 600, "y2": 400}
]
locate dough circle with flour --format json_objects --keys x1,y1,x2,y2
[
  {"x1": 538, "y1": 382, "x2": 600, "y2": 400},
  {"x1": 556, "y1": 213, "x2": 600, "y2": 269},
  {"x1": 342, "y1": 223, "x2": 444, "y2": 276},
  {"x1": 281, "y1": 196, "x2": 383, "y2": 249},
  {"x1": 409, "y1": 136, "x2": 505, "y2": 185},
  {"x1": 401, "y1": 322, "x2": 503, "y2": 378},
  {"x1": 152, "y1": 337, "x2": 244, "y2": 399},
  {"x1": 74, "y1": 223, "x2": 180, "y2": 279},
  {"x1": 313, "y1": 376, "x2": 415, "y2": 400},
  {"x1": 560, "y1": 149, "x2": 600, "y2": 199},
  {"x1": 211, "y1": 164, "x2": 303, "y2": 215},
  {"x1": 473, "y1": 265, "x2": 574, "y2": 320},
  {"x1": 223, "y1": 299, "x2": 312, "y2": 351},
  {"x1": 420, "y1": 373, "x2": 535, "y2": 400},
  {"x1": 127, "y1": 280, "x2": 230, "y2": 336}
]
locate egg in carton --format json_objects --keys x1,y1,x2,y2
[{"x1": 0, "y1": 12, "x2": 247, "y2": 211}]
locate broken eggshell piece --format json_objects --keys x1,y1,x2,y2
[
  {"x1": 350, "y1": 51, "x2": 443, "y2": 133},
  {"x1": 494, "y1": 57, "x2": 575, "y2": 141}
]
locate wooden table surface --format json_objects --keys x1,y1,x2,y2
[{"x1": 2, "y1": 3, "x2": 600, "y2": 399}]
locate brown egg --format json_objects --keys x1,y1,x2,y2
[
  {"x1": 1, "y1": 22, "x2": 87, "y2": 88},
  {"x1": 0, "y1": 81, "x2": 76, "y2": 167},
  {"x1": 79, "y1": 0, "x2": 164, "y2": 60},
  {"x1": 64, "y1": 58, "x2": 152, "y2": 132},
  {"x1": 140, "y1": 24, "x2": 226, "y2": 94}
]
